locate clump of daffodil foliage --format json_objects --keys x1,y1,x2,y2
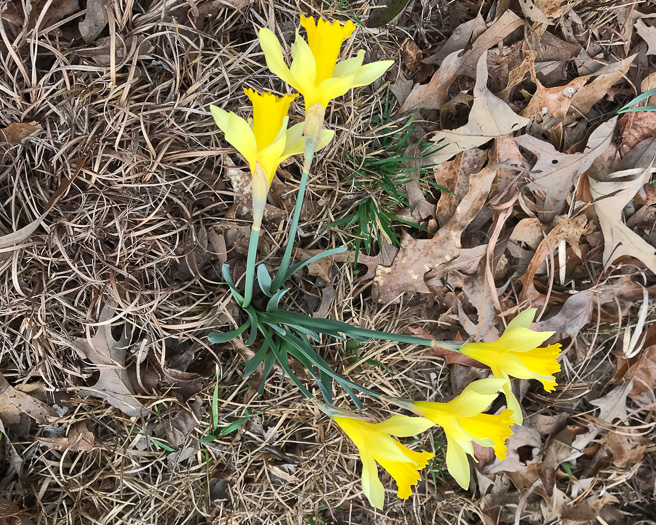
[{"x1": 209, "y1": 15, "x2": 562, "y2": 509}]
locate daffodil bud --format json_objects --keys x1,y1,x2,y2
[{"x1": 251, "y1": 163, "x2": 269, "y2": 231}]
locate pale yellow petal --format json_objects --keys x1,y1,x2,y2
[
  {"x1": 504, "y1": 308, "x2": 537, "y2": 331},
  {"x1": 259, "y1": 28, "x2": 300, "y2": 91},
  {"x1": 361, "y1": 453, "x2": 385, "y2": 509},
  {"x1": 210, "y1": 105, "x2": 229, "y2": 130},
  {"x1": 281, "y1": 122, "x2": 305, "y2": 159},
  {"x1": 215, "y1": 112, "x2": 258, "y2": 171},
  {"x1": 445, "y1": 436, "x2": 471, "y2": 489},
  {"x1": 290, "y1": 32, "x2": 317, "y2": 94},
  {"x1": 497, "y1": 326, "x2": 555, "y2": 353},
  {"x1": 372, "y1": 415, "x2": 434, "y2": 437},
  {"x1": 316, "y1": 129, "x2": 335, "y2": 151},
  {"x1": 501, "y1": 379, "x2": 523, "y2": 425},
  {"x1": 443, "y1": 378, "x2": 506, "y2": 417},
  {"x1": 334, "y1": 417, "x2": 412, "y2": 463},
  {"x1": 331, "y1": 50, "x2": 365, "y2": 79},
  {"x1": 350, "y1": 59, "x2": 394, "y2": 87}
]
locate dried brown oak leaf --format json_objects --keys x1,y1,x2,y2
[
  {"x1": 37, "y1": 421, "x2": 97, "y2": 452},
  {"x1": 71, "y1": 302, "x2": 146, "y2": 417},
  {"x1": 373, "y1": 166, "x2": 496, "y2": 303},
  {"x1": 429, "y1": 52, "x2": 529, "y2": 166},
  {"x1": 570, "y1": 55, "x2": 636, "y2": 115},
  {"x1": 402, "y1": 11, "x2": 524, "y2": 113},
  {"x1": 0, "y1": 122, "x2": 41, "y2": 144},
  {"x1": 619, "y1": 111, "x2": 656, "y2": 156},
  {"x1": 589, "y1": 164, "x2": 656, "y2": 275},
  {"x1": 520, "y1": 76, "x2": 589, "y2": 120},
  {"x1": 514, "y1": 117, "x2": 615, "y2": 216},
  {"x1": 0, "y1": 373, "x2": 57, "y2": 426},
  {"x1": 599, "y1": 430, "x2": 648, "y2": 468}
]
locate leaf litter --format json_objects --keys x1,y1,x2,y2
[{"x1": 1, "y1": 0, "x2": 656, "y2": 524}]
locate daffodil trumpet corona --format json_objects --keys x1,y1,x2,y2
[
  {"x1": 458, "y1": 309, "x2": 562, "y2": 425},
  {"x1": 316, "y1": 400, "x2": 434, "y2": 509}
]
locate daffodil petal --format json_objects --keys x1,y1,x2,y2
[
  {"x1": 504, "y1": 308, "x2": 537, "y2": 331},
  {"x1": 351, "y1": 59, "x2": 394, "y2": 87},
  {"x1": 373, "y1": 415, "x2": 434, "y2": 437},
  {"x1": 290, "y1": 31, "x2": 317, "y2": 94},
  {"x1": 282, "y1": 122, "x2": 305, "y2": 158},
  {"x1": 361, "y1": 453, "x2": 385, "y2": 509},
  {"x1": 445, "y1": 436, "x2": 471, "y2": 489},
  {"x1": 210, "y1": 105, "x2": 229, "y2": 130},
  {"x1": 213, "y1": 111, "x2": 258, "y2": 171},
  {"x1": 301, "y1": 15, "x2": 356, "y2": 84},
  {"x1": 259, "y1": 28, "x2": 300, "y2": 91},
  {"x1": 334, "y1": 417, "x2": 414, "y2": 463},
  {"x1": 498, "y1": 326, "x2": 555, "y2": 353},
  {"x1": 442, "y1": 378, "x2": 505, "y2": 417},
  {"x1": 316, "y1": 129, "x2": 334, "y2": 151},
  {"x1": 332, "y1": 50, "x2": 365, "y2": 79},
  {"x1": 501, "y1": 379, "x2": 523, "y2": 425}
]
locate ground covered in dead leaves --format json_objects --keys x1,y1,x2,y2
[{"x1": 1, "y1": 0, "x2": 656, "y2": 523}]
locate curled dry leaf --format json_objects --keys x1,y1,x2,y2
[
  {"x1": 373, "y1": 167, "x2": 496, "y2": 303},
  {"x1": 589, "y1": 164, "x2": 656, "y2": 275},
  {"x1": 429, "y1": 52, "x2": 529, "y2": 166},
  {"x1": 0, "y1": 373, "x2": 57, "y2": 426},
  {"x1": 619, "y1": 111, "x2": 656, "y2": 156},
  {"x1": 599, "y1": 430, "x2": 648, "y2": 468},
  {"x1": 70, "y1": 302, "x2": 146, "y2": 418},
  {"x1": 37, "y1": 422, "x2": 97, "y2": 452},
  {"x1": 0, "y1": 122, "x2": 41, "y2": 144}
]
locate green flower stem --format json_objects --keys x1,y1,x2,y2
[
  {"x1": 271, "y1": 140, "x2": 317, "y2": 292},
  {"x1": 241, "y1": 226, "x2": 260, "y2": 309}
]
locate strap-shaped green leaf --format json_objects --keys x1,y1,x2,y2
[
  {"x1": 208, "y1": 321, "x2": 251, "y2": 344},
  {"x1": 283, "y1": 246, "x2": 347, "y2": 283},
  {"x1": 257, "y1": 264, "x2": 273, "y2": 296},
  {"x1": 244, "y1": 339, "x2": 270, "y2": 378}
]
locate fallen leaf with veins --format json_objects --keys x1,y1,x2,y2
[
  {"x1": 373, "y1": 167, "x2": 496, "y2": 303},
  {"x1": 423, "y1": 12, "x2": 486, "y2": 66},
  {"x1": 37, "y1": 422, "x2": 97, "y2": 452},
  {"x1": 497, "y1": 49, "x2": 537, "y2": 101},
  {"x1": 570, "y1": 55, "x2": 636, "y2": 115},
  {"x1": 429, "y1": 52, "x2": 529, "y2": 166},
  {"x1": 589, "y1": 165, "x2": 656, "y2": 275},
  {"x1": 0, "y1": 373, "x2": 57, "y2": 426},
  {"x1": 515, "y1": 118, "x2": 615, "y2": 216},
  {"x1": 531, "y1": 291, "x2": 594, "y2": 338},
  {"x1": 70, "y1": 302, "x2": 146, "y2": 418}
]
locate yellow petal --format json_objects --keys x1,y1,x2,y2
[
  {"x1": 316, "y1": 128, "x2": 335, "y2": 151},
  {"x1": 459, "y1": 410, "x2": 514, "y2": 461},
  {"x1": 504, "y1": 308, "x2": 537, "y2": 331},
  {"x1": 334, "y1": 417, "x2": 413, "y2": 463},
  {"x1": 212, "y1": 110, "x2": 258, "y2": 171},
  {"x1": 500, "y1": 379, "x2": 523, "y2": 425},
  {"x1": 290, "y1": 31, "x2": 318, "y2": 95},
  {"x1": 442, "y1": 378, "x2": 506, "y2": 417},
  {"x1": 259, "y1": 28, "x2": 300, "y2": 91},
  {"x1": 351, "y1": 59, "x2": 394, "y2": 87},
  {"x1": 445, "y1": 436, "x2": 471, "y2": 489},
  {"x1": 372, "y1": 415, "x2": 434, "y2": 437},
  {"x1": 283, "y1": 124, "x2": 334, "y2": 160},
  {"x1": 377, "y1": 442, "x2": 433, "y2": 499},
  {"x1": 497, "y1": 326, "x2": 555, "y2": 353},
  {"x1": 300, "y1": 15, "x2": 356, "y2": 83},
  {"x1": 245, "y1": 89, "x2": 297, "y2": 150},
  {"x1": 361, "y1": 453, "x2": 385, "y2": 509}
]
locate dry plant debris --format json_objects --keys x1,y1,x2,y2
[{"x1": 1, "y1": 0, "x2": 656, "y2": 524}]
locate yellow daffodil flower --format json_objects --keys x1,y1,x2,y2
[
  {"x1": 259, "y1": 16, "x2": 394, "y2": 113},
  {"x1": 210, "y1": 89, "x2": 334, "y2": 228},
  {"x1": 327, "y1": 408, "x2": 434, "y2": 509},
  {"x1": 409, "y1": 379, "x2": 514, "y2": 490},
  {"x1": 459, "y1": 308, "x2": 562, "y2": 425}
]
